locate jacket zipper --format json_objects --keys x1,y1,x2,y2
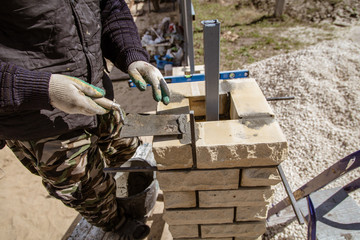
[{"x1": 68, "y1": 0, "x2": 94, "y2": 82}]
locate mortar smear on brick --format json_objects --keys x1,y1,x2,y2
[
  {"x1": 236, "y1": 205, "x2": 269, "y2": 221},
  {"x1": 241, "y1": 167, "x2": 281, "y2": 187},
  {"x1": 153, "y1": 142, "x2": 193, "y2": 170}
]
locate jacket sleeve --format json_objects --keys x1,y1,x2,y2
[
  {"x1": 0, "y1": 60, "x2": 53, "y2": 112},
  {"x1": 100, "y1": 0, "x2": 149, "y2": 73}
]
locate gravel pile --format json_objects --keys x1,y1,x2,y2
[
  {"x1": 251, "y1": 0, "x2": 360, "y2": 25},
  {"x1": 244, "y1": 26, "x2": 360, "y2": 239}
]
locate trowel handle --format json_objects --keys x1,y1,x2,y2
[
  {"x1": 93, "y1": 97, "x2": 120, "y2": 110},
  {"x1": 93, "y1": 97, "x2": 125, "y2": 124}
]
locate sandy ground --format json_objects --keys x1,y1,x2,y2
[{"x1": 0, "y1": 147, "x2": 78, "y2": 240}]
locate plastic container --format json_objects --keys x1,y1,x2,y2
[
  {"x1": 154, "y1": 55, "x2": 173, "y2": 70},
  {"x1": 114, "y1": 144, "x2": 159, "y2": 221}
]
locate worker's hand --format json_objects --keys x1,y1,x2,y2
[
  {"x1": 49, "y1": 74, "x2": 108, "y2": 116},
  {"x1": 128, "y1": 61, "x2": 170, "y2": 105}
]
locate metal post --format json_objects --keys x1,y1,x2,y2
[
  {"x1": 277, "y1": 164, "x2": 305, "y2": 225},
  {"x1": 202, "y1": 20, "x2": 220, "y2": 121},
  {"x1": 274, "y1": 0, "x2": 286, "y2": 18},
  {"x1": 182, "y1": 0, "x2": 195, "y2": 74}
]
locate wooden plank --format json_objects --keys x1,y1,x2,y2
[{"x1": 298, "y1": 187, "x2": 360, "y2": 239}]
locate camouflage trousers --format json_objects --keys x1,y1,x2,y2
[{"x1": 6, "y1": 111, "x2": 140, "y2": 231}]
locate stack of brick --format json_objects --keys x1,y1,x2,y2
[{"x1": 152, "y1": 78, "x2": 288, "y2": 239}]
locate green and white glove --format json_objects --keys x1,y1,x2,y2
[
  {"x1": 49, "y1": 74, "x2": 108, "y2": 116},
  {"x1": 128, "y1": 61, "x2": 170, "y2": 105}
]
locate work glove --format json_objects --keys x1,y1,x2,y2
[
  {"x1": 49, "y1": 74, "x2": 108, "y2": 116},
  {"x1": 128, "y1": 61, "x2": 170, "y2": 105}
]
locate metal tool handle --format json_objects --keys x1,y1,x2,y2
[{"x1": 92, "y1": 98, "x2": 125, "y2": 138}]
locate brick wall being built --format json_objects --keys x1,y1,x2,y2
[{"x1": 152, "y1": 78, "x2": 288, "y2": 239}]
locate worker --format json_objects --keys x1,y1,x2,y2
[{"x1": 0, "y1": 0, "x2": 170, "y2": 239}]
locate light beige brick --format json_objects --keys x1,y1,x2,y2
[
  {"x1": 229, "y1": 79, "x2": 274, "y2": 119},
  {"x1": 235, "y1": 236, "x2": 262, "y2": 240},
  {"x1": 188, "y1": 94, "x2": 229, "y2": 117},
  {"x1": 236, "y1": 205, "x2": 268, "y2": 221},
  {"x1": 175, "y1": 239, "x2": 232, "y2": 240},
  {"x1": 201, "y1": 222, "x2": 266, "y2": 238},
  {"x1": 163, "y1": 79, "x2": 264, "y2": 118},
  {"x1": 165, "y1": 78, "x2": 261, "y2": 100},
  {"x1": 165, "y1": 81, "x2": 205, "y2": 98},
  {"x1": 199, "y1": 188, "x2": 273, "y2": 208},
  {"x1": 163, "y1": 191, "x2": 196, "y2": 209},
  {"x1": 241, "y1": 167, "x2": 281, "y2": 186},
  {"x1": 163, "y1": 208, "x2": 234, "y2": 225},
  {"x1": 196, "y1": 119, "x2": 288, "y2": 169},
  {"x1": 157, "y1": 97, "x2": 190, "y2": 115},
  {"x1": 153, "y1": 139, "x2": 193, "y2": 170},
  {"x1": 157, "y1": 169, "x2": 240, "y2": 191},
  {"x1": 169, "y1": 224, "x2": 198, "y2": 238}
]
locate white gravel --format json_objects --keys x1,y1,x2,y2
[{"x1": 244, "y1": 25, "x2": 360, "y2": 239}]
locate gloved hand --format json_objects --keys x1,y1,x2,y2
[
  {"x1": 128, "y1": 61, "x2": 170, "y2": 105},
  {"x1": 49, "y1": 74, "x2": 108, "y2": 116}
]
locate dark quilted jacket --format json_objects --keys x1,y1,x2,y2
[{"x1": 0, "y1": 0, "x2": 148, "y2": 140}]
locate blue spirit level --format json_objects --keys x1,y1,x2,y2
[{"x1": 128, "y1": 69, "x2": 249, "y2": 88}]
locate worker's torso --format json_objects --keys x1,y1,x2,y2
[{"x1": 0, "y1": 0, "x2": 107, "y2": 140}]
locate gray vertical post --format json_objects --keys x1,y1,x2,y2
[
  {"x1": 182, "y1": 0, "x2": 195, "y2": 74},
  {"x1": 202, "y1": 20, "x2": 220, "y2": 121},
  {"x1": 274, "y1": 0, "x2": 286, "y2": 18}
]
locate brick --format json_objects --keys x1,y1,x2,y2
[
  {"x1": 163, "y1": 191, "x2": 196, "y2": 209},
  {"x1": 157, "y1": 169, "x2": 240, "y2": 191},
  {"x1": 172, "y1": 64, "x2": 204, "y2": 76},
  {"x1": 165, "y1": 81, "x2": 205, "y2": 98},
  {"x1": 199, "y1": 188, "x2": 273, "y2": 208},
  {"x1": 229, "y1": 78, "x2": 274, "y2": 119},
  {"x1": 235, "y1": 236, "x2": 262, "y2": 240},
  {"x1": 162, "y1": 80, "x2": 242, "y2": 118},
  {"x1": 201, "y1": 222, "x2": 266, "y2": 238},
  {"x1": 241, "y1": 167, "x2": 281, "y2": 186},
  {"x1": 175, "y1": 239, "x2": 232, "y2": 240},
  {"x1": 157, "y1": 97, "x2": 190, "y2": 115},
  {"x1": 163, "y1": 208, "x2": 234, "y2": 225},
  {"x1": 196, "y1": 119, "x2": 288, "y2": 169},
  {"x1": 169, "y1": 225, "x2": 198, "y2": 238},
  {"x1": 153, "y1": 139, "x2": 193, "y2": 170},
  {"x1": 236, "y1": 205, "x2": 268, "y2": 221},
  {"x1": 188, "y1": 94, "x2": 228, "y2": 117}
]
